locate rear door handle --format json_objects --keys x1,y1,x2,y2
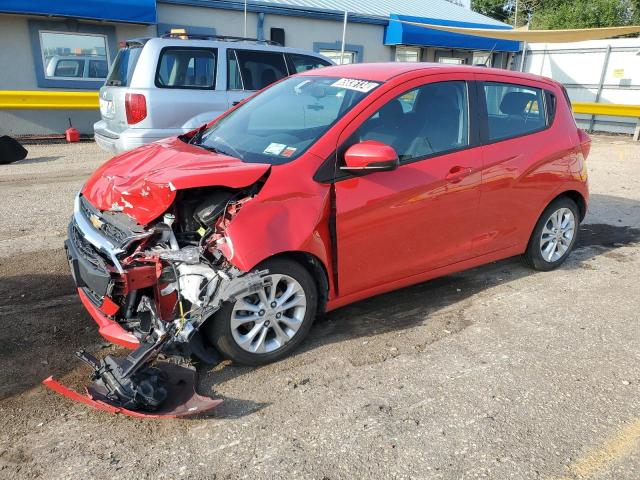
[{"x1": 445, "y1": 166, "x2": 473, "y2": 183}]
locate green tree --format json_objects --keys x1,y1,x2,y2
[
  {"x1": 471, "y1": 0, "x2": 510, "y2": 23},
  {"x1": 531, "y1": 0, "x2": 632, "y2": 28},
  {"x1": 472, "y1": 0, "x2": 635, "y2": 28}
]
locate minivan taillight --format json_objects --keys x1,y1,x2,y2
[{"x1": 125, "y1": 93, "x2": 146, "y2": 124}]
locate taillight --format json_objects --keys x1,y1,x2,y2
[
  {"x1": 577, "y1": 129, "x2": 591, "y2": 159},
  {"x1": 125, "y1": 93, "x2": 146, "y2": 124}
]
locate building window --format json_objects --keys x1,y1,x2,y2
[
  {"x1": 40, "y1": 31, "x2": 109, "y2": 81},
  {"x1": 319, "y1": 49, "x2": 356, "y2": 65},
  {"x1": 395, "y1": 46, "x2": 421, "y2": 62},
  {"x1": 472, "y1": 51, "x2": 492, "y2": 67},
  {"x1": 29, "y1": 20, "x2": 117, "y2": 89},
  {"x1": 438, "y1": 57, "x2": 465, "y2": 65}
]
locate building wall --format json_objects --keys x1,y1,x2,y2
[
  {"x1": 156, "y1": 3, "x2": 392, "y2": 63},
  {"x1": 0, "y1": 14, "x2": 153, "y2": 137}
]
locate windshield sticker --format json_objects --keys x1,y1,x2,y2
[
  {"x1": 281, "y1": 147, "x2": 297, "y2": 158},
  {"x1": 263, "y1": 142, "x2": 287, "y2": 155},
  {"x1": 331, "y1": 78, "x2": 379, "y2": 93}
]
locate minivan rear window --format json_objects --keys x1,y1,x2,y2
[{"x1": 106, "y1": 47, "x2": 142, "y2": 87}]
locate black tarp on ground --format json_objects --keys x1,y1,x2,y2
[{"x1": 0, "y1": 136, "x2": 28, "y2": 164}]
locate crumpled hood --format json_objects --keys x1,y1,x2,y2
[{"x1": 82, "y1": 137, "x2": 270, "y2": 225}]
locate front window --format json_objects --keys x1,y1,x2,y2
[
  {"x1": 289, "y1": 53, "x2": 332, "y2": 73},
  {"x1": 192, "y1": 76, "x2": 381, "y2": 165},
  {"x1": 40, "y1": 31, "x2": 108, "y2": 80},
  {"x1": 227, "y1": 49, "x2": 288, "y2": 91},
  {"x1": 348, "y1": 81, "x2": 469, "y2": 162}
]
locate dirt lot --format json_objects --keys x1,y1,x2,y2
[{"x1": 0, "y1": 137, "x2": 639, "y2": 479}]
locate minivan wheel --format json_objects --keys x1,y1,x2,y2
[
  {"x1": 206, "y1": 258, "x2": 317, "y2": 366},
  {"x1": 521, "y1": 196, "x2": 580, "y2": 271}
]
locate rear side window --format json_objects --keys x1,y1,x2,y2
[
  {"x1": 288, "y1": 53, "x2": 331, "y2": 73},
  {"x1": 227, "y1": 49, "x2": 288, "y2": 91},
  {"x1": 54, "y1": 59, "x2": 84, "y2": 78},
  {"x1": 156, "y1": 48, "x2": 216, "y2": 89},
  {"x1": 482, "y1": 82, "x2": 547, "y2": 141},
  {"x1": 106, "y1": 47, "x2": 142, "y2": 87},
  {"x1": 88, "y1": 60, "x2": 108, "y2": 79}
]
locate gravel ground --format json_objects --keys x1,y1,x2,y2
[{"x1": 0, "y1": 136, "x2": 639, "y2": 479}]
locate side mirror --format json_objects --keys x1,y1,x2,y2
[{"x1": 341, "y1": 140, "x2": 399, "y2": 172}]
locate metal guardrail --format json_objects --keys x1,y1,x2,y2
[
  {"x1": 0, "y1": 91, "x2": 99, "y2": 110},
  {"x1": 572, "y1": 101, "x2": 640, "y2": 118}
]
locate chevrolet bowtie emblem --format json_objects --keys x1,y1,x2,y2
[{"x1": 89, "y1": 214, "x2": 104, "y2": 229}]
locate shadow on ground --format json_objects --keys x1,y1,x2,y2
[{"x1": 1, "y1": 194, "x2": 639, "y2": 412}]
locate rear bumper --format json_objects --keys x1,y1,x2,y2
[{"x1": 93, "y1": 120, "x2": 183, "y2": 154}]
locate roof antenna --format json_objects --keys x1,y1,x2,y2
[{"x1": 483, "y1": 42, "x2": 498, "y2": 67}]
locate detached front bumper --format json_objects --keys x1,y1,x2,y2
[{"x1": 76, "y1": 288, "x2": 139, "y2": 349}]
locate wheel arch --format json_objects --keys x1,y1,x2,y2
[
  {"x1": 558, "y1": 190, "x2": 587, "y2": 222},
  {"x1": 256, "y1": 251, "x2": 330, "y2": 316}
]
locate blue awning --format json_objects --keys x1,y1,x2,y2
[
  {"x1": 385, "y1": 15, "x2": 520, "y2": 53},
  {"x1": 0, "y1": 0, "x2": 157, "y2": 24}
]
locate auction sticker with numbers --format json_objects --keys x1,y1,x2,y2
[{"x1": 331, "y1": 78, "x2": 379, "y2": 93}]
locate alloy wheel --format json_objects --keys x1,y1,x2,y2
[
  {"x1": 230, "y1": 274, "x2": 307, "y2": 354},
  {"x1": 539, "y1": 207, "x2": 576, "y2": 263}
]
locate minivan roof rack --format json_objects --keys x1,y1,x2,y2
[{"x1": 160, "y1": 32, "x2": 280, "y2": 45}]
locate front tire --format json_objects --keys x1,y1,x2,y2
[
  {"x1": 521, "y1": 196, "x2": 580, "y2": 271},
  {"x1": 206, "y1": 258, "x2": 317, "y2": 366}
]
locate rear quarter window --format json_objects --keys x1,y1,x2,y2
[{"x1": 106, "y1": 47, "x2": 142, "y2": 87}]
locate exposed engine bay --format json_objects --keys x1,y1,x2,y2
[{"x1": 45, "y1": 180, "x2": 270, "y2": 417}]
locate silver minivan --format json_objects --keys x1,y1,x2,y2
[{"x1": 94, "y1": 34, "x2": 333, "y2": 154}]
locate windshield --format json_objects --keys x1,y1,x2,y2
[{"x1": 193, "y1": 76, "x2": 381, "y2": 164}]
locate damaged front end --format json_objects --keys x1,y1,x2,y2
[{"x1": 46, "y1": 183, "x2": 266, "y2": 417}]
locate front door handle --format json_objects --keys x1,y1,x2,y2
[
  {"x1": 445, "y1": 166, "x2": 473, "y2": 183},
  {"x1": 232, "y1": 101, "x2": 241, "y2": 106}
]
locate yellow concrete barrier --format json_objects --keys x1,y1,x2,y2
[
  {"x1": 0, "y1": 90, "x2": 99, "y2": 110},
  {"x1": 572, "y1": 101, "x2": 640, "y2": 118},
  {"x1": 0, "y1": 92, "x2": 639, "y2": 139}
]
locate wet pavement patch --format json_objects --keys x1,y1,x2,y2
[{"x1": 577, "y1": 224, "x2": 640, "y2": 249}]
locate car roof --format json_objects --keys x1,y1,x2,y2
[{"x1": 298, "y1": 62, "x2": 555, "y2": 85}]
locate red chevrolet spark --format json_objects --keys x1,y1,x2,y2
[{"x1": 67, "y1": 62, "x2": 590, "y2": 372}]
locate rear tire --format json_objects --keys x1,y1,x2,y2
[
  {"x1": 205, "y1": 258, "x2": 317, "y2": 366},
  {"x1": 521, "y1": 196, "x2": 580, "y2": 271}
]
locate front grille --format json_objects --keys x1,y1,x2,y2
[
  {"x1": 79, "y1": 196, "x2": 130, "y2": 245},
  {"x1": 69, "y1": 221, "x2": 109, "y2": 275}
]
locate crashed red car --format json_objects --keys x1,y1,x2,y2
[{"x1": 52, "y1": 63, "x2": 589, "y2": 415}]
